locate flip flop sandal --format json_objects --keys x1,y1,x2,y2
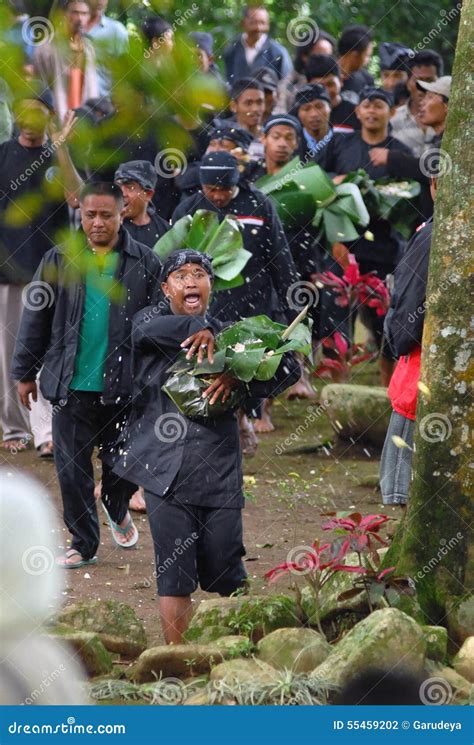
[
  {"x1": 101, "y1": 501, "x2": 138, "y2": 549},
  {"x1": 55, "y1": 549, "x2": 98, "y2": 569},
  {"x1": 37, "y1": 441, "x2": 54, "y2": 459}
]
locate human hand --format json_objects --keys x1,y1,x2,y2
[
  {"x1": 181, "y1": 328, "x2": 215, "y2": 364},
  {"x1": 202, "y1": 373, "x2": 238, "y2": 405},
  {"x1": 17, "y1": 381, "x2": 37, "y2": 411}
]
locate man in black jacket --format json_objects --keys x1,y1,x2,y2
[
  {"x1": 112, "y1": 250, "x2": 299, "y2": 643},
  {"x1": 323, "y1": 86, "x2": 416, "y2": 384},
  {"x1": 12, "y1": 182, "x2": 162, "y2": 568}
]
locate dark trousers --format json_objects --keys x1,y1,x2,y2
[{"x1": 52, "y1": 391, "x2": 136, "y2": 559}]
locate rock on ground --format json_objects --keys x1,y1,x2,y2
[
  {"x1": 209, "y1": 658, "x2": 276, "y2": 686},
  {"x1": 311, "y1": 608, "x2": 426, "y2": 688},
  {"x1": 452, "y1": 637, "x2": 474, "y2": 683},
  {"x1": 321, "y1": 384, "x2": 391, "y2": 446},
  {"x1": 446, "y1": 595, "x2": 474, "y2": 645},
  {"x1": 131, "y1": 643, "x2": 233, "y2": 683},
  {"x1": 57, "y1": 600, "x2": 147, "y2": 658},
  {"x1": 422, "y1": 625, "x2": 448, "y2": 662},
  {"x1": 257, "y1": 628, "x2": 330, "y2": 673},
  {"x1": 184, "y1": 595, "x2": 302, "y2": 643},
  {"x1": 47, "y1": 631, "x2": 113, "y2": 677}
]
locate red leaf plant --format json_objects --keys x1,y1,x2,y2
[
  {"x1": 314, "y1": 254, "x2": 390, "y2": 317},
  {"x1": 321, "y1": 512, "x2": 389, "y2": 567},
  {"x1": 265, "y1": 539, "x2": 366, "y2": 637}
]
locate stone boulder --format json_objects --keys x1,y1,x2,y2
[
  {"x1": 47, "y1": 631, "x2": 113, "y2": 677},
  {"x1": 311, "y1": 608, "x2": 426, "y2": 688},
  {"x1": 453, "y1": 637, "x2": 474, "y2": 683},
  {"x1": 424, "y1": 660, "x2": 473, "y2": 705},
  {"x1": 321, "y1": 384, "x2": 391, "y2": 446},
  {"x1": 422, "y1": 625, "x2": 448, "y2": 662},
  {"x1": 131, "y1": 643, "x2": 233, "y2": 683},
  {"x1": 446, "y1": 595, "x2": 474, "y2": 645},
  {"x1": 57, "y1": 600, "x2": 147, "y2": 658},
  {"x1": 184, "y1": 595, "x2": 302, "y2": 643},
  {"x1": 210, "y1": 658, "x2": 276, "y2": 686},
  {"x1": 257, "y1": 628, "x2": 330, "y2": 673}
]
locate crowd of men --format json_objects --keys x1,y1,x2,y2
[{"x1": 0, "y1": 1, "x2": 452, "y2": 640}]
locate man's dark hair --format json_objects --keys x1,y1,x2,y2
[
  {"x1": 231, "y1": 77, "x2": 264, "y2": 100},
  {"x1": 337, "y1": 24, "x2": 373, "y2": 55},
  {"x1": 337, "y1": 668, "x2": 425, "y2": 705},
  {"x1": 61, "y1": 0, "x2": 92, "y2": 9},
  {"x1": 142, "y1": 14, "x2": 172, "y2": 43},
  {"x1": 305, "y1": 54, "x2": 340, "y2": 81},
  {"x1": 293, "y1": 29, "x2": 336, "y2": 73},
  {"x1": 79, "y1": 182, "x2": 124, "y2": 207},
  {"x1": 407, "y1": 50, "x2": 444, "y2": 77}
]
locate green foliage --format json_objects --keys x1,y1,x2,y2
[{"x1": 154, "y1": 210, "x2": 251, "y2": 291}]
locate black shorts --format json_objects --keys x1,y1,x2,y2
[{"x1": 144, "y1": 492, "x2": 247, "y2": 597}]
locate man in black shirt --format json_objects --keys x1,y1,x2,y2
[
  {"x1": 324, "y1": 87, "x2": 415, "y2": 384},
  {"x1": 304, "y1": 54, "x2": 359, "y2": 133},
  {"x1": 114, "y1": 160, "x2": 169, "y2": 248},
  {"x1": 0, "y1": 93, "x2": 82, "y2": 454},
  {"x1": 289, "y1": 84, "x2": 336, "y2": 168}
]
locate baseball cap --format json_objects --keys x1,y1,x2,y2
[{"x1": 416, "y1": 76, "x2": 451, "y2": 100}]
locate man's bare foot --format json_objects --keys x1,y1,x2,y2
[
  {"x1": 115, "y1": 513, "x2": 138, "y2": 545},
  {"x1": 286, "y1": 378, "x2": 316, "y2": 400},
  {"x1": 129, "y1": 487, "x2": 147, "y2": 512},
  {"x1": 254, "y1": 399, "x2": 274, "y2": 433},
  {"x1": 55, "y1": 549, "x2": 97, "y2": 568},
  {"x1": 2, "y1": 438, "x2": 28, "y2": 452}
]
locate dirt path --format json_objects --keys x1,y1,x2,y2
[{"x1": 1, "y1": 369, "x2": 395, "y2": 648}]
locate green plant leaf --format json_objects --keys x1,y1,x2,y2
[{"x1": 153, "y1": 214, "x2": 192, "y2": 259}]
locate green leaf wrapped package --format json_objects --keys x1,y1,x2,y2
[
  {"x1": 153, "y1": 209, "x2": 251, "y2": 290},
  {"x1": 256, "y1": 158, "x2": 369, "y2": 243},
  {"x1": 162, "y1": 310, "x2": 312, "y2": 417}
]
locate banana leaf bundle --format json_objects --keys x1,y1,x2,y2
[
  {"x1": 153, "y1": 209, "x2": 251, "y2": 291},
  {"x1": 163, "y1": 309, "x2": 312, "y2": 417},
  {"x1": 255, "y1": 158, "x2": 370, "y2": 244},
  {"x1": 341, "y1": 170, "x2": 421, "y2": 238}
]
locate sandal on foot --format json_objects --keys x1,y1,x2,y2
[
  {"x1": 37, "y1": 441, "x2": 54, "y2": 459},
  {"x1": 56, "y1": 549, "x2": 97, "y2": 569},
  {"x1": 101, "y1": 502, "x2": 138, "y2": 549}
]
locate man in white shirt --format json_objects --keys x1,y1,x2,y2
[{"x1": 85, "y1": 0, "x2": 129, "y2": 97}]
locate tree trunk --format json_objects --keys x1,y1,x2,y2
[{"x1": 393, "y1": 0, "x2": 474, "y2": 623}]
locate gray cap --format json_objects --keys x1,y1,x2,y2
[
  {"x1": 114, "y1": 160, "x2": 157, "y2": 191},
  {"x1": 416, "y1": 76, "x2": 451, "y2": 100}
]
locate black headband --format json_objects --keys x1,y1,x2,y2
[{"x1": 161, "y1": 250, "x2": 214, "y2": 282}]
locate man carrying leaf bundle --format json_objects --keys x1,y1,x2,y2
[
  {"x1": 172, "y1": 151, "x2": 300, "y2": 432},
  {"x1": 111, "y1": 250, "x2": 299, "y2": 643},
  {"x1": 323, "y1": 86, "x2": 416, "y2": 385}
]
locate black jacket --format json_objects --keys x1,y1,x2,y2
[
  {"x1": 172, "y1": 185, "x2": 300, "y2": 322},
  {"x1": 11, "y1": 229, "x2": 162, "y2": 403},
  {"x1": 384, "y1": 217, "x2": 432, "y2": 358},
  {"x1": 111, "y1": 305, "x2": 300, "y2": 505}
]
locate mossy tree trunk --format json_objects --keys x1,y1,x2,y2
[{"x1": 393, "y1": 0, "x2": 474, "y2": 623}]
